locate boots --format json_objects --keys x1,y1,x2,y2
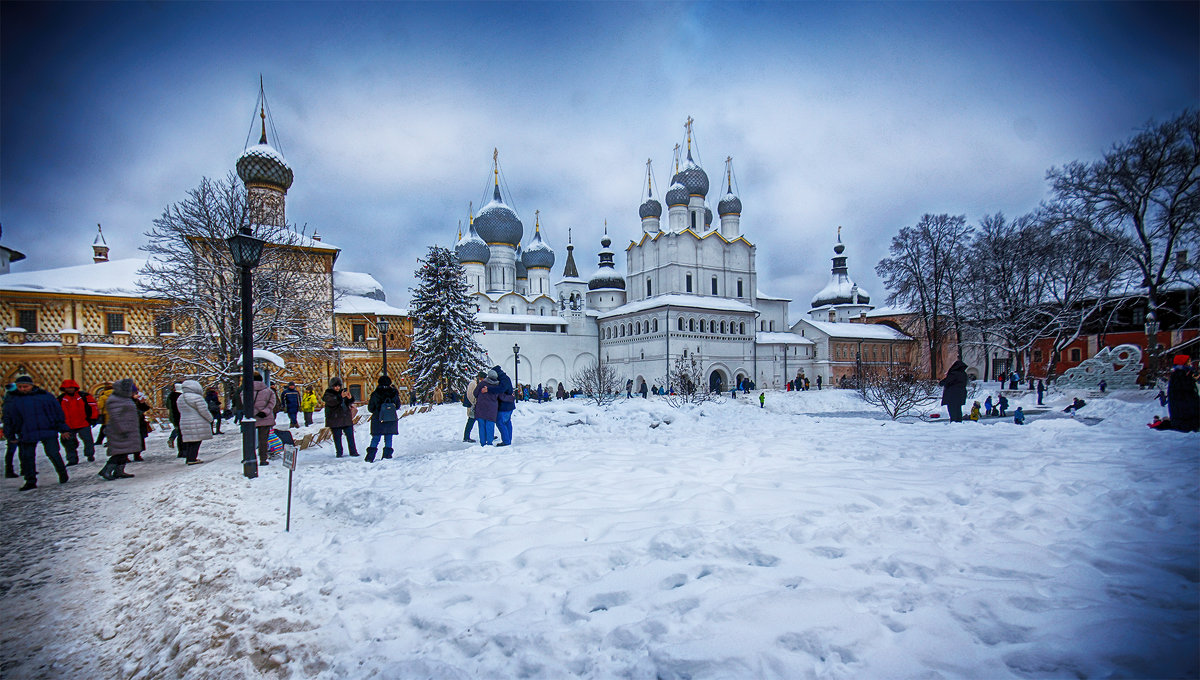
[
  {"x1": 57, "y1": 469, "x2": 69, "y2": 484},
  {"x1": 99, "y1": 463, "x2": 117, "y2": 481},
  {"x1": 382, "y1": 448, "x2": 394, "y2": 460},
  {"x1": 133, "y1": 453, "x2": 144, "y2": 462},
  {"x1": 364, "y1": 447, "x2": 378, "y2": 463},
  {"x1": 258, "y1": 456, "x2": 270, "y2": 466},
  {"x1": 19, "y1": 480, "x2": 35, "y2": 491},
  {"x1": 114, "y1": 464, "x2": 134, "y2": 479}
]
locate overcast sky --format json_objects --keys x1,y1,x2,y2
[{"x1": 2, "y1": 1, "x2": 1196, "y2": 317}]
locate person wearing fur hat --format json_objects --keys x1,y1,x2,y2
[
  {"x1": 58, "y1": 379, "x2": 99, "y2": 465},
  {"x1": 1167, "y1": 355, "x2": 1198, "y2": 433},
  {"x1": 323, "y1": 377, "x2": 358, "y2": 457},
  {"x1": 5, "y1": 376, "x2": 70, "y2": 490},
  {"x1": 99, "y1": 378, "x2": 141, "y2": 480},
  {"x1": 365, "y1": 375, "x2": 400, "y2": 462}
]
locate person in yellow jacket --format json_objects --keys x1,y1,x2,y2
[
  {"x1": 93, "y1": 382, "x2": 114, "y2": 446},
  {"x1": 969, "y1": 401, "x2": 982, "y2": 421},
  {"x1": 300, "y1": 385, "x2": 320, "y2": 427}
]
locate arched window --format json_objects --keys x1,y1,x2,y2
[
  {"x1": 710, "y1": 320, "x2": 716, "y2": 333},
  {"x1": 647, "y1": 279, "x2": 652, "y2": 296},
  {"x1": 720, "y1": 321, "x2": 726, "y2": 333},
  {"x1": 689, "y1": 319, "x2": 695, "y2": 332},
  {"x1": 739, "y1": 322, "x2": 745, "y2": 334},
  {"x1": 636, "y1": 321, "x2": 641, "y2": 334},
  {"x1": 652, "y1": 318, "x2": 658, "y2": 333},
  {"x1": 678, "y1": 317, "x2": 684, "y2": 331},
  {"x1": 620, "y1": 325, "x2": 625, "y2": 337}
]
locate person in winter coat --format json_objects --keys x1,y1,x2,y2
[
  {"x1": 133, "y1": 389, "x2": 151, "y2": 459},
  {"x1": 984, "y1": 396, "x2": 994, "y2": 417},
  {"x1": 473, "y1": 370, "x2": 501, "y2": 446},
  {"x1": 99, "y1": 378, "x2": 142, "y2": 481},
  {"x1": 365, "y1": 375, "x2": 401, "y2": 462},
  {"x1": 57, "y1": 379, "x2": 99, "y2": 464},
  {"x1": 300, "y1": 386, "x2": 320, "y2": 427},
  {"x1": 997, "y1": 394, "x2": 1009, "y2": 417},
  {"x1": 281, "y1": 382, "x2": 301, "y2": 428},
  {"x1": 1009, "y1": 371, "x2": 1019, "y2": 390},
  {"x1": 3, "y1": 383, "x2": 18, "y2": 478},
  {"x1": 939, "y1": 360, "x2": 970, "y2": 423},
  {"x1": 323, "y1": 377, "x2": 358, "y2": 457},
  {"x1": 1036, "y1": 380, "x2": 1045, "y2": 406},
  {"x1": 556, "y1": 383, "x2": 567, "y2": 400},
  {"x1": 251, "y1": 373, "x2": 277, "y2": 465},
  {"x1": 5, "y1": 376, "x2": 70, "y2": 490},
  {"x1": 1098, "y1": 379, "x2": 1107, "y2": 393},
  {"x1": 205, "y1": 387, "x2": 223, "y2": 434},
  {"x1": 639, "y1": 381, "x2": 648, "y2": 399},
  {"x1": 167, "y1": 383, "x2": 183, "y2": 451},
  {"x1": 176, "y1": 380, "x2": 213, "y2": 465},
  {"x1": 93, "y1": 382, "x2": 113, "y2": 445},
  {"x1": 816, "y1": 375, "x2": 822, "y2": 391},
  {"x1": 1013, "y1": 407, "x2": 1025, "y2": 425},
  {"x1": 969, "y1": 401, "x2": 982, "y2": 421},
  {"x1": 464, "y1": 371, "x2": 484, "y2": 443},
  {"x1": 492, "y1": 365, "x2": 516, "y2": 446},
  {"x1": 232, "y1": 382, "x2": 244, "y2": 424},
  {"x1": 759, "y1": 391, "x2": 765, "y2": 408},
  {"x1": 1167, "y1": 355, "x2": 1199, "y2": 433}
]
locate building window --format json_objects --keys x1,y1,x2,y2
[
  {"x1": 16, "y1": 309, "x2": 36, "y2": 333},
  {"x1": 652, "y1": 319, "x2": 658, "y2": 332},
  {"x1": 770, "y1": 321, "x2": 775, "y2": 331},
  {"x1": 739, "y1": 322, "x2": 745, "y2": 334},
  {"x1": 1070, "y1": 348, "x2": 1081, "y2": 362},
  {"x1": 620, "y1": 325, "x2": 625, "y2": 337},
  {"x1": 711, "y1": 276, "x2": 718, "y2": 295},
  {"x1": 106, "y1": 313, "x2": 125, "y2": 334},
  {"x1": 720, "y1": 321, "x2": 726, "y2": 333},
  {"x1": 678, "y1": 318, "x2": 684, "y2": 331},
  {"x1": 686, "y1": 274, "x2": 693, "y2": 293},
  {"x1": 1131, "y1": 307, "x2": 1145, "y2": 325},
  {"x1": 352, "y1": 323, "x2": 366, "y2": 342},
  {"x1": 689, "y1": 319, "x2": 695, "y2": 332},
  {"x1": 1033, "y1": 349, "x2": 1043, "y2": 364},
  {"x1": 636, "y1": 321, "x2": 641, "y2": 334},
  {"x1": 647, "y1": 279, "x2": 652, "y2": 296},
  {"x1": 691, "y1": 212, "x2": 697, "y2": 230},
  {"x1": 737, "y1": 279, "x2": 743, "y2": 298},
  {"x1": 154, "y1": 315, "x2": 173, "y2": 335}
]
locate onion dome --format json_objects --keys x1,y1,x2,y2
[
  {"x1": 455, "y1": 221, "x2": 491, "y2": 265},
  {"x1": 704, "y1": 207, "x2": 713, "y2": 229},
  {"x1": 672, "y1": 161, "x2": 709, "y2": 198},
  {"x1": 474, "y1": 183, "x2": 523, "y2": 246},
  {"x1": 237, "y1": 104, "x2": 293, "y2": 191},
  {"x1": 665, "y1": 182, "x2": 689, "y2": 208},
  {"x1": 718, "y1": 189, "x2": 742, "y2": 216},
  {"x1": 588, "y1": 228, "x2": 625, "y2": 290},
  {"x1": 521, "y1": 216, "x2": 555, "y2": 269},
  {"x1": 811, "y1": 228, "x2": 871, "y2": 307},
  {"x1": 640, "y1": 196, "x2": 662, "y2": 219},
  {"x1": 515, "y1": 246, "x2": 528, "y2": 280}
]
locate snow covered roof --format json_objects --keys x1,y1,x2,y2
[
  {"x1": 866, "y1": 305, "x2": 913, "y2": 317},
  {"x1": 756, "y1": 331, "x2": 813, "y2": 345},
  {"x1": 478, "y1": 313, "x2": 567, "y2": 325},
  {"x1": 334, "y1": 271, "x2": 386, "y2": 299},
  {"x1": 0, "y1": 257, "x2": 151, "y2": 298},
  {"x1": 598, "y1": 294, "x2": 759, "y2": 319},
  {"x1": 335, "y1": 295, "x2": 408, "y2": 317},
  {"x1": 268, "y1": 230, "x2": 339, "y2": 252},
  {"x1": 756, "y1": 290, "x2": 791, "y2": 302},
  {"x1": 798, "y1": 319, "x2": 911, "y2": 340},
  {"x1": 333, "y1": 271, "x2": 406, "y2": 315}
]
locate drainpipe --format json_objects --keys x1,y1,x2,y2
[{"x1": 665, "y1": 306, "x2": 671, "y2": 389}]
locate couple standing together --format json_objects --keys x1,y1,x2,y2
[{"x1": 467, "y1": 366, "x2": 515, "y2": 446}]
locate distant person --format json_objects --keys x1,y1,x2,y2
[
  {"x1": 640, "y1": 381, "x2": 648, "y2": 399},
  {"x1": 463, "y1": 371, "x2": 485, "y2": 443},
  {"x1": 98, "y1": 378, "x2": 141, "y2": 481},
  {"x1": 759, "y1": 391, "x2": 765, "y2": 408},
  {"x1": 939, "y1": 360, "x2": 970, "y2": 423},
  {"x1": 1148, "y1": 415, "x2": 1169, "y2": 430},
  {"x1": 1167, "y1": 355, "x2": 1199, "y2": 433},
  {"x1": 167, "y1": 383, "x2": 182, "y2": 451},
  {"x1": 1009, "y1": 371, "x2": 1019, "y2": 390},
  {"x1": 176, "y1": 380, "x2": 213, "y2": 465},
  {"x1": 626, "y1": 379, "x2": 633, "y2": 398},
  {"x1": 3, "y1": 383, "x2": 18, "y2": 478},
  {"x1": 557, "y1": 383, "x2": 567, "y2": 400},
  {"x1": 816, "y1": 375, "x2": 822, "y2": 391},
  {"x1": 5, "y1": 376, "x2": 69, "y2": 491},
  {"x1": 57, "y1": 379, "x2": 99, "y2": 464},
  {"x1": 997, "y1": 394, "x2": 1009, "y2": 417},
  {"x1": 365, "y1": 375, "x2": 400, "y2": 462},
  {"x1": 251, "y1": 373, "x2": 277, "y2": 465},
  {"x1": 1098, "y1": 379, "x2": 1107, "y2": 394},
  {"x1": 323, "y1": 377, "x2": 358, "y2": 457},
  {"x1": 205, "y1": 387, "x2": 223, "y2": 434},
  {"x1": 1013, "y1": 407, "x2": 1025, "y2": 425},
  {"x1": 301, "y1": 386, "x2": 319, "y2": 426},
  {"x1": 969, "y1": 401, "x2": 982, "y2": 421},
  {"x1": 281, "y1": 381, "x2": 301, "y2": 428},
  {"x1": 984, "y1": 395, "x2": 995, "y2": 417},
  {"x1": 1036, "y1": 380, "x2": 1045, "y2": 406}
]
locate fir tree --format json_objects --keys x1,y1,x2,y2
[{"x1": 407, "y1": 246, "x2": 487, "y2": 396}]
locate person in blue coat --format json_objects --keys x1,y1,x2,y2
[
  {"x1": 492, "y1": 365, "x2": 516, "y2": 446},
  {"x1": 1013, "y1": 407, "x2": 1025, "y2": 425},
  {"x1": 5, "y1": 376, "x2": 69, "y2": 491},
  {"x1": 280, "y1": 382, "x2": 302, "y2": 428}
]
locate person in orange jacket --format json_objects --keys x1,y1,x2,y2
[{"x1": 58, "y1": 379, "x2": 99, "y2": 464}]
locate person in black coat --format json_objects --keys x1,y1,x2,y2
[
  {"x1": 205, "y1": 387, "x2": 223, "y2": 434},
  {"x1": 1167, "y1": 355, "x2": 1199, "y2": 433},
  {"x1": 322, "y1": 377, "x2": 358, "y2": 457},
  {"x1": 365, "y1": 375, "x2": 400, "y2": 462},
  {"x1": 5, "y1": 376, "x2": 69, "y2": 490},
  {"x1": 939, "y1": 360, "x2": 970, "y2": 423},
  {"x1": 492, "y1": 365, "x2": 516, "y2": 446}
]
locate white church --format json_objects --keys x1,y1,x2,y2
[{"x1": 457, "y1": 121, "x2": 913, "y2": 393}]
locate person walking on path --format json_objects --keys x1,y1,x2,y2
[
  {"x1": 6, "y1": 376, "x2": 69, "y2": 491},
  {"x1": 939, "y1": 360, "x2": 970, "y2": 423},
  {"x1": 99, "y1": 378, "x2": 141, "y2": 481},
  {"x1": 205, "y1": 387, "x2": 223, "y2": 434},
  {"x1": 251, "y1": 373, "x2": 277, "y2": 465},
  {"x1": 323, "y1": 377, "x2": 359, "y2": 457},
  {"x1": 176, "y1": 380, "x2": 213, "y2": 465},
  {"x1": 167, "y1": 383, "x2": 183, "y2": 451},
  {"x1": 493, "y1": 365, "x2": 516, "y2": 447},
  {"x1": 1013, "y1": 407, "x2": 1026, "y2": 425},
  {"x1": 464, "y1": 371, "x2": 484, "y2": 443},
  {"x1": 57, "y1": 379, "x2": 99, "y2": 465},
  {"x1": 365, "y1": 376, "x2": 400, "y2": 462},
  {"x1": 473, "y1": 370, "x2": 501, "y2": 446},
  {"x1": 998, "y1": 394, "x2": 1009, "y2": 417},
  {"x1": 816, "y1": 375, "x2": 822, "y2": 390},
  {"x1": 3, "y1": 383, "x2": 18, "y2": 478},
  {"x1": 281, "y1": 382, "x2": 302, "y2": 429},
  {"x1": 93, "y1": 382, "x2": 112, "y2": 446},
  {"x1": 1167, "y1": 355, "x2": 1199, "y2": 433},
  {"x1": 300, "y1": 386, "x2": 319, "y2": 427}
]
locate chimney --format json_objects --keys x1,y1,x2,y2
[
  {"x1": 312, "y1": 230, "x2": 321, "y2": 242},
  {"x1": 92, "y1": 224, "x2": 109, "y2": 263}
]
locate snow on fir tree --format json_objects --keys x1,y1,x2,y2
[{"x1": 407, "y1": 245, "x2": 487, "y2": 397}]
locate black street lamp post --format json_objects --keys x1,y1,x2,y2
[
  {"x1": 227, "y1": 226, "x2": 265, "y2": 480},
  {"x1": 1145, "y1": 313, "x2": 1160, "y2": 388},
  {"x1": 513, "y1": 343, "x2": 520, "y2": 397},
  {"x1": 377, "y1": 317, "x2": 390, "y2": 377}
]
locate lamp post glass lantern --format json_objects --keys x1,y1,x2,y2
[
  {"x1": 377, "y1": 317, "x2": 390, "y2": 377},
  {"x1": 513, "y1": 343, "x2": 520, "y2": 394},
  {"x1": 227, "y1": 226, "x2": 265, "y2": 480}
]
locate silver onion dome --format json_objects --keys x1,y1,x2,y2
[
  {"x1": 672, "y1": 162, "x2": 709, "y2": 197},
  {"x1": 236, "y1": 143, "x2": 294, "y2": 191},
  {"x1": 473, "y1": 184, "x2": 523, "y2": 246},
  {"x1": 455, "y1": 222, "x2": 491, "y2": 264},
  {"x1": 639, "y1": 197, "x2": 662, "y2": 219},
  {"x1": 522, "y1": 226, "x2": 555, "y2": 269},
  {"x1": 704, "y1": 207, "x2": 713, "y2": 228},
  {"x1": 588, "y1": 231, "x2": 625, "y2": 290},
  {"x1": 665, "y1": 182, "x2": 689, "y2": 207},
  {"x1": 718, "y1": 191, "x2": 742, "y2": 216}
]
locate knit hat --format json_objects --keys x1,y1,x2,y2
[
  {"x1": 15, "y1": 375, "x2": 33, "y2": 385},
  {"x1": 378, "y1": 375, "x2": 393, "y2": 387},
  {"x1": 329, "y1": 377, "x2": 343, "y2": 388},
  {"x1": 1174, "y1": 354, "x2": 1190, "y2": 366}
]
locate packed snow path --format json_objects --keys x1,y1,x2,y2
[{"x1": 1, "y1": 389, "x2": 1196, "y2": 679}]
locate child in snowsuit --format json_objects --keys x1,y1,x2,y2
[
  {"x1": 1013, "y1": 407, "x2": 1025, "y2": 425},
  {"x1": 759, "y1": 392, "x2": 765, "y2": 408},
  {"x1": 969, "y1": 402, "x2": 982, "y2": 421}
]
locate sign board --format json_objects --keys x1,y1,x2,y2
[{"x1": 283, "y1": 446, "x2": 297, "y2": 471}]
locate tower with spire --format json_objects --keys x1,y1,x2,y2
[
  {"x1": 521, "y1": 210, "x2": 555, "y2": 297},
  {"x1": 555, "y1": 228, "x2": 588, "y2": 313},
  {"x1": 717, "y1": 157, "x2": 742, "y2": 239},
  {"x1": 473, "y1": 149, "x2": 524, "y2": 294},
  {"x1": 236, "y1": 80, "x2": 293, "y2": 228},
  {"x1": 587, "y1": 223, "x2": 627, "y2": 313},
  {"x1": 92, "y1": 224, "x2": 109, "y2": 263},
  {"x1": 808, "y1": 227, "x2": 873, "y2": 322}
]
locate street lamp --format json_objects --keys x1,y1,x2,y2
[
  {"x1": 376, "y1": 316, "x2": 390, "y2": 377},
  {"x1": 1145, "y1": 312, "x2": 1160, "y2": 388},
  {"x1": 513, "y1": 343, "x2": 521, "y2": 397},
  {"x1": 227, "y1": 226, "x2": 265, "y2": 480}
]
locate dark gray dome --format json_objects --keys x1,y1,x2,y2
[
  {"x1": 588, "y1": 272, "x2": 626, "y2": 290},
  {"x1": 672, "y1": 162, "x2": 708, "y2": 197},
  {"x1": 665, "y1": 183, "x2": 689, "y2": 207},
  {"x1": 704, "y1": 207, "x2": 713, "y2": 228},
  {"x1": 522, "y1": 227, "x2": 555, "y2": 269},
  {"x1": 474, "y1": 185, "x2": 523, "y2": 246},
  {"x1": 516, "y1": 257, "x2": 528, "y2": 279},
  {"x1": 639, "y1": 197, "x2": 662, "y2": 219},
  {"x1": 718, "y1": 192, "x2": 742, "y2": 216},
  {"x1": 236, "y1": 144, "x2": 293, "y2": 191},
  {"x1": 455, "y1": 223, "x2": 490, "y2": 264}
]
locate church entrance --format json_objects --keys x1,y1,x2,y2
[{"x1": 708, "y1": 369, "x2": 724, "y2": 393}]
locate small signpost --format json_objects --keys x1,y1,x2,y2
[{"x1": 283, "y1": 445, "x2": 298, "y2": 532}]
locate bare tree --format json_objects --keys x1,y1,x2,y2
[
  {"x1": 875, "y1": 214, "x2": 973, "y2": 379},
  {"x1": 857, "y1": 363, "x2": 940, "y2": 421},
  {"x1": 138, "y1": 173, "x2": 337, "y2": 400},
  {"x1": 572, "y1": 360, "x2": 621, "y2": 407},
  {"x1": 663, "y1": 353, "x2": 721, "y2": 407}
]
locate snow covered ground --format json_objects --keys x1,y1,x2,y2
[{"x1": 1, "y1": 387, "x2": 1196, "y2": 679}]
